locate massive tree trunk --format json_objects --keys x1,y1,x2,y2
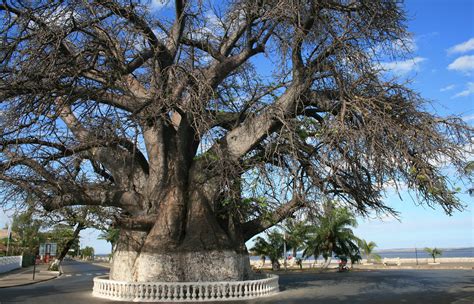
[
  {"x1": 111, "y1": 238, "x2": 251, "y2": 282},
  {"x1": 110, "y1": 197, "x2": 252, "y2": 282},
  {"x1": 109, "y1": 155, "x2": 252, "y2": 282}
]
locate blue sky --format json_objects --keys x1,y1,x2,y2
[
  {"x1": 1, "y1": 0, "x2": 473, "y2": 254},
  {"x1": 401, "y1": 0, "x2": 474, "y2": 117},
  {"x1": 354, "y1": 0, "x2": 474, "y2": 251}
]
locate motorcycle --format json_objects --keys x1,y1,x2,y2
[{"x1": 338, "y1": 257, "x2": 350, "y2": 272}]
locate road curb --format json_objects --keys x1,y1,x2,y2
[{"x1": 0, "y1": 271, "x2": 60, "y2": 289}]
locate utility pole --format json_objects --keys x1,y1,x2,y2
[{"x1": 283, "y1": 231, "x2": 287, "y2": 271}]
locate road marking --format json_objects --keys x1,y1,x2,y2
[{"x1": 64, "y1": 273, "x2": 109, "y2": 277}]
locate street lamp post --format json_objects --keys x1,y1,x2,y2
[
  {"x1": 32, "y1": 255, "x2": 36, "y2": 280},
  {"x1": 6, "y1": 222, "x2": 12, "y2": 256}
]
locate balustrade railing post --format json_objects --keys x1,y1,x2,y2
[{"x1": 179, "y1": 284, "x2": 183, "y2": 300}]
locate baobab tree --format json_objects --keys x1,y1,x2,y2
[{"x1": 0, "y1": 0, "x2": 471, "y2": 282}]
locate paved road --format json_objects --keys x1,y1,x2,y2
[
  {"x1": 249, "y1": 270, "x2": 474, "y2": 304},
  {"x1": 0, "y1": 262, "x2": 472, "y2": 303},
  {"x1": 0, "y1": 260, "x2": 108, "y2": 304}
]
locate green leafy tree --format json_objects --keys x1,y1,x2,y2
[
  {"x1": 33, "y1": 203, "x2": 111, "y2": 268},
  {"x1": 44, "y1": 223, "x2": 80, "y2": 271},
  {"x1": 44, "y1": 223, "x2": 82, "y2": 268},
  {"x1": 303, "y1": 203, "x2": 361, "y2": 268},
  {"x1": 81, "y1": 246, "x2": 95, "y2": 260},
  {"x1": 28, "y1": 193, "x2": 118, "y2": 267},
  {"x1": 250, "y1": 230, "x2": 285, "y2": 270},
  {"x1": 5, "y1": 209, "x2": 83, "y2": 268},
  {"x1": 359, "y1": 240, "x2": 381, "y2": 263},
  {"x1": 8, "y1": 209, "x2": 45, "y2": 255},
  {"x1": 424, "y1": 247, "x2": 443, "y2": 263}
]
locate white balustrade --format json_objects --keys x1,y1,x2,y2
[
  {"x1": 0, "y1": 256, "x2": 22, "y2": 273},
  {"x1": 93, "y1": 273, "x2": 279, "y2": 302}
]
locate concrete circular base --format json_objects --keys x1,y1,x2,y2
[{"x1": 92, "y1": 274, "x2": 279, "y2": 302}]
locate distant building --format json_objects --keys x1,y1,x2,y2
[{"x1": 0, "y1": 229, "x2": 8, "y2": 239}]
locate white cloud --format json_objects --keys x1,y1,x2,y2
[
  {"x1": 28, "y1": 6, "x2": 78, "y2": 30},
  {"x1": 150, "y1": 0, "x2": 172, "y2": 11},
  {"x1": 373, "y1": 37, "x2": 417, "y2": 57},
  {"x1": 462, "y1": 114, "x2": 474, "y2": 122},
  {"x1": 380, "y1": 57, "x2": 426, "y2": 75},
  {"x1": 390, "y1": 37, "x2": 418, "y2": 53},
  {"x1": 452, "y1": 82, "x2": 474, "y2": 98},
  {"x1": 205, "y1": 10, "x2": 221, "y2": 28},
  {"x1": 440, "y1": 84, "x2": 455, "y2": 92},
  {"x1": 448, "y1": 38, "x2": 474, "y2": 54},
  {"x1": 152, "y1": 28, "x2": 168, "y2": 40},
  {"x1": 447, "y1": 55, "x2": 474, "y2": 72}
]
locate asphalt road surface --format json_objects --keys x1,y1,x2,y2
[
  {"x1": 0, "y1": 261, "x2": 472, "y2": 304},
  {"x1": 0, "y1": 260, "x2": 108, "y2": 304},
  {"x1": 252, "y1": 269, "x2": 474, "y2": 304}
]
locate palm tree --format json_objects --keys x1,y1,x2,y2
[
  {"x1": 303, "y1": 203, "x2": 361, "y2": 268},
  {"x1": 424, "y1": 247, "x2": 443, "y2": 263},
  {"x1": 250, "y1": 230, "x2": 284, "y2": 270},
  {"x1": 348, "y1": 250, "x2": 362, "y2": 268},
  {"x1": 284, "y1": 219, "x2": 311, "y2": 259},
  {"x1": 359, "y1": 240, "x2": 381, "y2": 264}
]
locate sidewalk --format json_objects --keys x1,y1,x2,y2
[{"x1": 0, "y1": 264, "x2": 60, "y2": 288}]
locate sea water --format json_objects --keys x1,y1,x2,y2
[{"x1": 249, "y1": 247, "x2": 474, "y2": 261}]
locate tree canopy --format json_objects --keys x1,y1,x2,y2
[
  {"x1": 3, "y1": 209, "x2": 81, "y2": 259},
  {"x1": 358, "y1": 239, "x2": 381, "y2": 263},
  {"x1": 424, "y1": 247, "x2": 442, "y2": 263},
  {"x1": 0, "y1": 0, "x2": 471, "y2": 273}
]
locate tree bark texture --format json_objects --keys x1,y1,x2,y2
[
  {"x1": 103, "y1": 140, "x2": 254, "y2": 281},
  {"x1": 108, "y1": 170, "x2": 252, "y2": 282}
]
